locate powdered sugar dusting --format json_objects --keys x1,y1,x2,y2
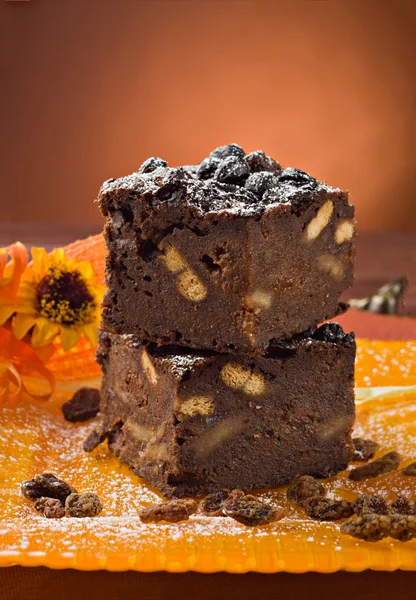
[{"x1": 1, "y1": 370, "x2": 415, "y2": 572}]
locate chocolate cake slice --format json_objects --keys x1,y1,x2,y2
[
  {"x1": 96, "y1": 323, "x2": 356, "y2": 497},
  {"x1": 97, "y1": 144, "x2": 355, "y2": 354}
]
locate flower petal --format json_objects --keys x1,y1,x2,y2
[
  {"x1": 0, "y1": 305, "x2": 15, "y2": 326},
  {"x1": 52, "y1": 247, "x2": 66, "y2": 266},
  {"x1": 31, "y1": 318, "x2": 60, "y2": 347},
  {"x1": 13, "y1": 313, "x2": 38, "y2": 339},
  {"x1": 76, "y1": 261, "x2": 94, "y2": 279},
  {"x1": 61, "y1": 328, "x2": 81, "y2": 351},
  {"x1": 82, "y1": 322, "x2": 98, "y2": 346},
  {"x1": 31, "y1": 247, "x2": 49, "y2": 279}
]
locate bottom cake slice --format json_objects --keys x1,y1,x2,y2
[{"x1": 96, "y1": 324, "x2": 356, "y2": 497}]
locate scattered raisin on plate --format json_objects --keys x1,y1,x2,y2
[
  {"x1": 21, "y1": 473, "x2": 76, "y2": 503},
  {"x1": 341, "y1": 514, "x2": 391, "y2": 542},
  {"x1": 223, "y1": 490, "x2": 282, "y2": 526},
  {"x1": 389, "y1": 515, "x2": 416, "y2": 542},
  {"x1": 62, "y1": 387, "x2": 100, "y2": 423},
  {"x1": 349, "y1": 451, "x2": 401, "y2": 481},
  {"x1": 352, "y1": 438, "x2": 379, "y2": 462},
  {"x1": 287, "y1": 475, "x2": 326, "y2": 506},
  {"x1": 352, "y1": 494, "x2": 389, "y2": 516},
  {"x1": 391, "y1": 496, "x2": 414, "y2": 516},
  {"x1": 139, "y1": 499, "x2": 197, "y2": 524},
  {"x1": 65, "y1": 492, "x2": 103, "y2": 518},
  {"x1": 304, "y1": 497, "x2": 353, "y2": 521},
  {"x1": 34, "y1": 497, "x2": 65, "y2": 519},
  {"x1": 201, "y1": 490, "x2": 231, "y2": 516},
  {"x1": 402, "y1": 461, "x2": 416, "y2": 476}
]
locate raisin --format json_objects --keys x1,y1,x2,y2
[
  {"x1": 246, "y1": 150, "x2": 282, "y2": 175},
  {"x1": 21, "y1": 473, "x2": 76, "y2": 503},
  {"x1": 138, "y1": 157, "x2": 167, "y2": 173},
  {"x1": 402, "y1": 461, "x2": 416, "y2": 476},
  {"x1": 391, "y1": 496, "x2": 414, "y2": 515},
  {"x1": 287, "y1": 475, "x2": 326, "y2": 506},
  {"x1": 209, "y1": 144, "x2": 245, "y2": 160},
  {"x1": 389, "y1": 515, "x2": 416, "y2": 542},
  {"x1": 65, "y1": 492, "x2": 103, "y2": 518},
  {"x1": 62, "y1": 387, "x2": 100, "y2": 423},
  {"x1": 349, "y1": 451, "x2": 401, "y2": 481},
  {"x1": 312, "y1": 323, "x2": 353, "y2": 344},
  {"x1": 223, "y1": 491, "x2": 281, "y2": 526},
  {"x1": 155, "y1": 177, "x2": 186, "y2": 203},
  {"x1": 352, "y1": 494, "x2": 389, "y2": 516},
  {"x1": 34, "y1": 497, "x2": 65, "y2": 519},
  {"x1": 139, "y1": 499, "x2": 197, "y2": 523},
  {"x1": 304, "y1": 497, "x2": 353, "y2": 521},
  {"x1": 340, "y1": 514, "x2": 391, "y2": 542},
  {"x1": 279, "y1": 167, "x2": 317, "y2": 187},
  {"x1": 83, "y1": 426, "x2": 107, "y2": 452},
  {"x1": 201, "y1": 489, "x2": 231, "y2": 516},
  {"x1": 215, "y1": 156, "x2": 249, "y2": 184},
  {"x1": 197, "y1": 157, "x2": 220, "y2": 180},
  {"x1": 245, "y1": 172, "x2": 280, "y2": 197},
  {"x1": 352, "y1": 438, "x2": 379, "y2": 462}
]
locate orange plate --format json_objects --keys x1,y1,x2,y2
[
  {"x1": 0, "y1": 235, "x2": 415, "y2": 573},
  {"x1": 0, "y1": 340, "x2": 415, "y2": 573}
]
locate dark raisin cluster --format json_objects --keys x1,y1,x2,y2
[
  {"x1": 287, "y1": 474, "x2": 354, "y2": 521},
  {"x1": 136, "y1": 144, "x2": 324, "y2": 210},
  {"x1": 21, "y1": 473, "x2": 103, "y2": 519},
  {"x1": 21, "y1": 473, "x2": 76, "y2": 503},
  {"x1": 311, "y1": 322, "x2": 355, "y2": 344}
]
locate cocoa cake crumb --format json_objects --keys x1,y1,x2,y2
[{"x1": 83, "y1": 427, "x2": 107, "y2": 452}]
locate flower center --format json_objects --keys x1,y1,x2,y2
[{"x1": 36, "y1": 266, "x2": 96, "y2": 326}]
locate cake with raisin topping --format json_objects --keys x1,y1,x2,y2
[{"x1": 97, "y1": 144, "x2": 355, "y2": 353}]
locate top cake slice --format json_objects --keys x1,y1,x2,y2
[{"x1": 98, "y1": 144, "x2": 354, "y2": 353}]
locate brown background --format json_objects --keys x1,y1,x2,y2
[{"x1": 1, "y1": 0, "x2": 416, "y2": 232}]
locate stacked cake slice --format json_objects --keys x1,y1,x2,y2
[{"x1": 95, "y1": 144, "x2": 356, "y2": 497}]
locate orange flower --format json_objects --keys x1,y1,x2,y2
[
  {"x1": 0, "y1": 244, "x2": 104, "y2": 351},
  {"x1": 0, "y1": 328, "x2": 55, "y2": 402}
]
